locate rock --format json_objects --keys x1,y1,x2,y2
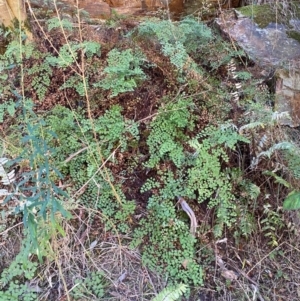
[
  {"x1": 183, "y1": 0, "x2": 240, "y2": 19},
  {"x1": 275, "y1": 67, "x2": 300, "y2": 127},
  {"x1": 107, "y1": 0, "x2": 181, "y2": 9},
  {"x1": 77, "y1": 1, "x2": 111, "y2": 19},
  {"x1": 215, "y1": 4, "x2": 300, "y2": 67},
  {"x1": 28, "y1": 0, "x2": 111, "y2": 19},
  {"x1": 216, "y1": 4, "x2": 300, "y2": 127}
]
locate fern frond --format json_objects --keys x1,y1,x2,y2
[
  {"x1": 153, "y1": 283, "x2": 188, "y2": 301},
  {"x1": 239, "y1": 122, "x2": 265, "y2": 135},
  {"x1": 271, "y1": 111, "x2": 291, "y2": 122},
  {"x1": 258, "y1": 134, "x2": 269, "y2": 150},
  {"x1": 219, "y1": 122, "x2": 238, "y2": 131},
  {"x1": 0, "y1": 157, "x2": 15, "y2": 185},
  {"x1": 257, "y1": 142, "x2": 296, "y2": 159}
]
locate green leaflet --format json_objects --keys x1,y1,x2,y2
[{"x1": 283, "y1": 190, "x2": 300, "y2": 210}]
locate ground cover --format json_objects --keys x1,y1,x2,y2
[{"x1": 0, "y1": 5, "x2": 300, "y2": 301}]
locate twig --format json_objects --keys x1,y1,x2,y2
[
  {"x1": 0, "y1": 222, "x2": 23, "y2": 236},
  {"x1": 177, "y1": 196, "x2": 198, "y2": 236},
  {"x1": 64, "y1": 146, "x2": 88, "y2": 163}
]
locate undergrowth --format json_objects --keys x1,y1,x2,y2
[{"x1": 1, "y1": 10, "x2": 300, "y2": 301}]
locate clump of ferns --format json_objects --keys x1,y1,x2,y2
[{"x1": 238, "y1": 111, "x2": 293, "y2": 169}]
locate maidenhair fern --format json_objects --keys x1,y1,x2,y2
[
  {"x1": 132, "y1": 196, "x2": 203, "y2": 286},
  {"x1": 146, "y1": 97, "x2": 193, "y2": 168},
  {"x1": 0, "y1": 100, "x2": 16, "y2": 122},
  {"x1": 186, "y1": 138, "x2": 235, "y2": 236},
  {"x1": 46, "y1": 16, "x2": 73, "y2": 32},
  {"x1": 41, "y1": 105, "x2": 137, "y2": 232},
  {"x1": 95, "y1": 48, "x2": 147, "y2": 97},
  {"x1": 46, "y1": 41, "x2": 100, "y2": 68},
  {"x1": 137, "y1": 18, "x2": 212, "y2": 70}
]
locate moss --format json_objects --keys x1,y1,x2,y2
[
  {"x1": 236, "y1": 4, "x2": 278, "y2": 28},
  {"x1": 287, "y1": 30, "x2": 300, "y2": 43},
  {"x1": 236, "y1": 3, "x2": 300, "y2": 45},
  {"x1": 237, "y1": 2, "x2": 300, "y2": 28}
]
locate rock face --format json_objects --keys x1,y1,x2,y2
[
  {"x1": 77, "y1": 1, "x2": 111, "y2": 19},
  {"x1": 29, "y1": 0, "x2": 112, "y2": 19},
  {"x1": 216, "y1": 5, "x2": 300, "y2": 67},
  {"x1": 184, "y1": 0, "x2": 241, "y2": 19},
  {"x1": 28, "y1": 0, "x2": 184, "y2": 19},
  {"x1": 275, "y1": 67, "x2": 300, "y2": 127},
  {"x1": 216, "y1": 4, "x2": 300, "y2": 127}
]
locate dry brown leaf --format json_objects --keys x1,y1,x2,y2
[
  {"x1": 221, "y1": 269, "x2": 238, "y2": 281},
  {"x1": 181, "y1": 259, "x2": 191, "y2": 269}
]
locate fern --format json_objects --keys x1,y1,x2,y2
[
  {"x1": 60, "y1": 74, "x2": 88, "y2": 97},
  {"x1": 186, "y1": 138, "x2": 235, "y2": 236},
  {"x1": 257, "y1": 142, "x2": 296, "y2": 159},
  {"x1": 95, "y1": 48, "x2": 146, "y2": 97},
  {"x1": 153, "y1": 283, "x2": 188, "y2": 301},
  {"x1": 27, "y1": 61, "x2": 52, "y2": 100},
  {"x1": 46, "y1": 41, "x2": 100, "y2": 68},
  {"x1": 146, "y1": 98, "x2": 193, "y2": 168},
  {"x1": 239, "y1": 121, "x2": 265, "y2": 135},
  {"x1": 0, "y1": 100, "x2": 16, "y2": 122},
  {"x1": 0, "y1": 157, "x2": 16, "y2": 185},
  {"x1": 137, "y1": 18, "x2": 212, "y2": 58},
  {"x1": 136, "y1": 18, "x2": 211, "y2": 79},
  {"x1": 261, "y1": 204, "x2": 284, "y2": 247},
  {"x1": 132, "y1": 195, "x2": 203, "y2": 285},
  {"x1": 46, "y1": 16, "x2": 73, "y2": 32},
  {"x1": 283, "y1": 190, "x2": 300, "y2": 210},
  {"x1": 41, "y1": 105, "x2": 137, "y2": 232}
]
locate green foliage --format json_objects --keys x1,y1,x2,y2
[
  {"x1": 95, "y1": 48, "x2": 146, "y2": 97},
  {"x1": 0, "y1": 38, "x2": 48, "y2": 108},
  {"x1": 40, "y1": 105, "x2": 138, "y2": 232},
  {"x1": 183, "y1": 125, "x2": 248, "y2": 236},
  {"x1": 71, "y1": 271, "x2": 107, "y2": 300},
  {"x1": 283, "y1": 190, "x2": 300, "y2": 210},
  {"x1": 132, "y1": 196, "x2": 203, "y2": 286},
  {"x1": 263, "y1": 171, "x2": 291, "y2": 188},
  {"x1": 44, "y1": 104, "x2": 138, "y2": 165},
  {"x1": 203, "y1": 123, "x2": 250, "y2": 150},
  {"x1": 60, "y1": 74, "x2": 88, "y2": 96},
  {"x1": 46, "y1": 40, "x2": 100, "y2": 68},
  {"x1": 0, "y1": 99, "x2": 16, "y2": 122},
  {"x1": 137, "y1": 18, "x2": 212, "y2": 70},
  {"x1": 146, "y1": 97, "x2": 193, "y2": 168},
  {"x1": 200, "y1": 31, "x2": 245, "y2": 71},
  {"x1": 283, "y1": 145, "x2": 300, "y2": 179},
  {"x1": 0, "y1": 235, "x2": 39, "y2": 301},
  {"x1": 227, "y1": 168, "x2": 259, "y2": 238},
  {"x1": 2, "y1": 13, "x2": 298, "y2": 298},
  {"x1": 235, "y1": 71, "x2": 252, "y2": 80},
  {"x1": 186, "y1": 138, "x2": 235, "y2": 237},
  {"x1": 46, "y1": 17, "x2": 73, "y2": 32},
  {"x1": 261, "y1": 204, "x2": 284, "y2": 247},
  {"x1": 1, "y1": 99, "x2": 71, "y2": 255},
  {"x1": 90, "y1": 104, "x2": 139, "y2": 155},
  {"x1": 27, "y1": 60, "x2": 52, "y2": 100},
  {"x1": 81, "y1": 174, "x2": 135, "y2": 232},
  {"x1": 153, "y1": 283, "x2": 188, "y2": 301}
]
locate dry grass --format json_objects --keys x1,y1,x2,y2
[{"x1": 20, "y1": 206, "x2": 164, "y2": 301}]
